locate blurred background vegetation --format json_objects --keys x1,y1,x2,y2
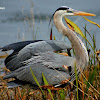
[{"x1": 0, "y1": 0, "x2": 100, "y2": 47}]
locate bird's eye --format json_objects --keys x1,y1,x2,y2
[{"x1": 67, "y1": 10, "x2": 73, "y2": 13}]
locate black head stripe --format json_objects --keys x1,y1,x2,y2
[
  {"x1": 49, "y1": 6, "x2": 69, "y2": 26},
  {"x1": 56, "y1": 6, "x2": 69, "y2": 12}
]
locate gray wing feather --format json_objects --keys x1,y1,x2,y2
[
  {"x1": 5, "y1": 54, "x2": 24, "y2": 71},
  {"x1": 6, "y1": 40, "x2": 71, "y2": 71},
  {"x1": 4, "y1": 52, "x2": 75, "y2": 86},
  {"x1": 7, "y1": 80, "x2": 38, "y2": 89},
  {"x1": 17, "y1": 40, "x2": 71, "y2": 61},
  {"x1": 23, "y1": 51, "x2": 75, "y2": 71},
  {"x1": 5, "y1": 65, "x2": 71, "y2": 86}
]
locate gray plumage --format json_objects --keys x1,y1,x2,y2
[
  {"x1": 2, "y1": 6, "x2": 93, "y2": 89},
  {"x1": 4, "y1": 51, "x2": 75, "y2": 86},
  {"x1": 3, "y1": 40, "x2": 71, "y2": 71}
]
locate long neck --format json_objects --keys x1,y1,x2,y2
[{"x1": 54, "y1": 12, "x2": 89, "y2": 68}]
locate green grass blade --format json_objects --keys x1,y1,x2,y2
[
  {"x1": 83, "y1": 16, "x2": 100, "y2": 28},
  {"x1": 30, "y1": 67, "x2": 41, "y2": 88},
  {"x1": 42, "y1": 73, "x2": 54, "y2": 100},
  {"x1": 54, "y1": 36, "x2": 56, "y2": 40},
  {"x1": 59, "y1": 89, "x2": 65, "y2": 100},
  {"x1": 84, "y1": 25, "x2": 88, "y2": 50},
  {"x1": 64, "y1": 17, "x2": 96, "y2": 54},
  {"x1": 93, "y1": 34, "x2": 96, "y2": 64},
  {"x1": 30, "y1": 67, "x2": 45, "y2": 98},
  {"x1": 85, "y1": 66, "x2": 97, "y2": 97}
]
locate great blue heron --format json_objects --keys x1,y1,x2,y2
[{"x1": 3, "y1": 6, "x2": 95, "y2": 89}]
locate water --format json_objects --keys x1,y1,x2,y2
[{"x1": 0, "y1": 0, "x2": 100, "y2": 47}]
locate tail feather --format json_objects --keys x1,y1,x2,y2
[
  {"x1": 6, "y1": 80, "x2": 39, "y2": 89},
  {"x1": 7, "y1": 80, "x2": 23, "y2": 88},
  {"x1": 5, "y1": 54, "x2": 24, "y2": 71},
  {"x1": 1, "y1": 40, "x2": 43, "y2": 52},
  {"x1": 3, "y1": 72, "x2": 15, "y2": 79}
]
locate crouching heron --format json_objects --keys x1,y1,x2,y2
[{"x1": 2, "y1": 6, "x2": 95, "y2": 89}]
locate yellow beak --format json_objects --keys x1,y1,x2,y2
[{"x1": 74, "y1": 11, "x2": 96, "y2": 16}]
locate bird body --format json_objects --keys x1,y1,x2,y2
[
  {"x1": 2, "y1": 6, "x2": 95, "y2": 89},
  {"x1": 4, "y1": 52, "x2": 75, "y2": 86},
  {"x1": 1, "y1": 40, "x2": 71, "y2": 71}
]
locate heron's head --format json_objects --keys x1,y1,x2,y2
[
  {"x1": 54, "y1": 6, "x2": 96, "y2": 17},
  {"x1": 49, "y1": 6, "x2": 95, "y2": 25},
  {"x1": 49, "y1": 6, "x2": 95, "y2": 27}
]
